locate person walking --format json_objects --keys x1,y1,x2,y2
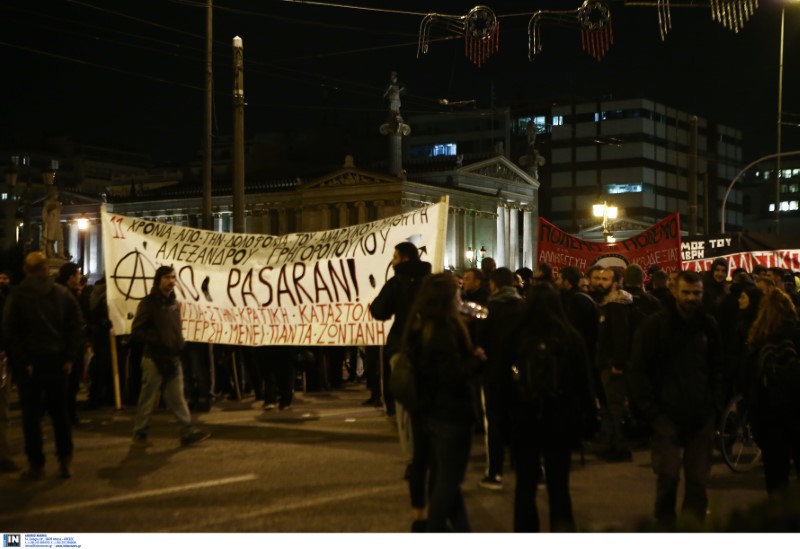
[
  {"x1": 502, "y1": 284, "x2": 595, "y2": 532},
  {"x1": 131, "y1": 266, "x2": 209, "y2": 447},
  {"x1": 745, "y1": 289, "x2": 800, "y2": 495},
  {"x1": 476, "y1": 267, "x2": 522, "y2": 491},
  {"x1": 403, "y1": 273, "x2": 479, "y2": 532},
  {"x1": 628, "y1": 270, "x2": 724, "y2": 528},
  {"x1": 2, "y1": 252, "x2": 84, "y2": 479}
]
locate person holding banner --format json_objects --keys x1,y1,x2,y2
[
  {"x1": 370, "y1": 242, "x2": 432, "y2": 417},
  {"x1": 130, "y1": 266, "x2": 210, "y2": 447}
]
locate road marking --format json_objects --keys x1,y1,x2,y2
[
  {"x1": 2, "y1": 474, "x2": 257, "y2": 521},
  {"x1": 158, "y1": 484, "x2": 404, "y2": 531}
]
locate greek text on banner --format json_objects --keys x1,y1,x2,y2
[{"x1": 101, "y1": 201, "x2": 448, "y2": 346}]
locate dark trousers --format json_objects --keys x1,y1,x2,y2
[
  {"x1": 381, "y1": 347, "x2": 395, "y2": 414},
  {"x1": 759, "y1": 426, "x2": 800, "y2": 495},
  {"x1": 263, "y1": 347, "x2": 295, "y2": 408},
  {"x1": 67, "y1": 350, "x2": 85, "y2": 424},
  {"x1": 408, "y1": 413, "x2": 430, "y2": 510},
  {"x1": 481, "y1": 385, "x2": 507, "y2": 478},
  {"x1": 512, "y1": 438, "x2": 575, "y2": 532},
  {"x1": 364, "y1": 346, "x2": 381, "y2": 401},
  {"x1": 600, "y1": 369, "x2": 629, "y2": 452},
  {"x1": 87, "y1": 331, "x2": 113, "y2": 408},
  {"x1": 651, "y1": 416, "x2": 715, "y2": 524},
  {"x1": 182, "y1": 342, "x2": 212, "y2": 411},
  {"x1": 425, "y1": 417, "x2": 473, "y2": 532},
  {"x1": 18, "y1": 370, "x2": 73, "y2": 467}
]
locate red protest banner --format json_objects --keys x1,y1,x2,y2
[{"x1": 537, "y1": 213, "x2": 683, "y2": 273}]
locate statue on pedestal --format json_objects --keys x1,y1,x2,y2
[{"x1": 42, "y1": 188, "x2": 66, "y2": 259}]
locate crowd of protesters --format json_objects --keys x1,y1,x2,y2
[{"x1": 1, "y1": 246, "x2": 800, "y2": 533}]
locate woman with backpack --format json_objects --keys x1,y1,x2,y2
[
  {"x1": 401, "y1": 272, "x2": 480, "y2": 532},
  {"x1": 502, "y1": 284, "x2": 595, "y2": 532},
  {"x1": 746, "y1": 289, "x2": 800, "y2": 495}
]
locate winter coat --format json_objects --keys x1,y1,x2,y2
[
  {"x1": 477, "y1": 286, "x2": 523, "y2": 390},
  {"x1": 595, "y1": 289, "x2": 633, "y2": 372},
  {"x1": 369, "y1": 259, "x2": 432, "y2": 354},
  {"x1": 131, "y1": 288, "x2": 185, "y2": 362},
  {"x1": 628, "y1": 302, "x2": 723, "y2": 431},
  {"x1": 412, "y1": 316, "x2": 477, "y2": 424},
  {"x1": 2, "y1": 274, "x2": 85, "y2": 376}
]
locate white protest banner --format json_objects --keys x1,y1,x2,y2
[{"x1": 101, "y1": 198, "x2": 448, "y2": 346}]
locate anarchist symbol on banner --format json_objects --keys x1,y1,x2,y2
[{"x1": 112, "y1": 248, "x2": 159, "y2": 303}]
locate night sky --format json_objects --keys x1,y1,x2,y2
[{"x1": 0, "y1": 0, "x2": 798, "y2": 165}]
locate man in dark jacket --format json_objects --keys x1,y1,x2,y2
[
  {"x1": 131, "y1": 266, "x2": 209, "y2": 447},
  {"x1": 702, "y1": 257, "x2": 728, "y2": 316},
  {"x1": 628, "y1": 270, "x2": 723, "y2": 527},
  {"x1": 370, "y1": 241, "x2": 432, "y2": 416},
  {"x1": 476, "y1": 267, "x2": 522, "y2": 490},
  {"x1": 591, "y1": 266, "x2": 635, "y2": 461},
  {"x1": 56, "y1": 262, "x2": 89, "y2": 425},
  {"x1": 3, "y1": 252, "x2": 84, "y2": 479}
]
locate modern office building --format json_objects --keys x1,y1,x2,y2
[{"x1": 544, "y1": 98, "x2": 744, "y2": 239}]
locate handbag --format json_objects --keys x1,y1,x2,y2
[{"x1": 390, "y1": 351, "x2": 420, "y2": 411}]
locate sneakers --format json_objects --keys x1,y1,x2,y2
[
  {"x1": 19, "y1": 466, "x2": 45, "y2": 481},
  {"x1": 131, "y1": 432, "x2": 152, "y2": 447},
  {"x1": 479, "y1": 474, "x2": 503, "y2": 491},
  {"x1": 263, "y1": 403, "x2": 277, "y2": 411},
  {"x1": 58, "y1": 458, "x2": 73, "y2": 479},
  {"x1": 181, "y1": 430, "x2": 211, "y2": 447}
]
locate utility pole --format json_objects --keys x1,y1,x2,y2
[
  {"x1": 202, "y1": 0, "x2": 213, "y2": 230},
  {"x1": 775, "y1": 6, "x2": 787, "y2": 235},
  {"x1": 232, "y1": 36, "x2": 245, "y2": 234},
  {"x1": 687, "y1": 116, "x2": 698, "y2": 236}
]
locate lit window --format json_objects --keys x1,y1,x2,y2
[
  {"x1": 1, "y1": 193, "x2": 7, "y2": 200},
  {"x1": 791, "y1": 201, "x2": 799, "y2": 211},
  {"x1": 793, "y1": 169, "x2": 800, "y2": 177},
  {"x1": 552, "y1": 115, "x2": 564, "y2": 126},
  {"x1": 605, "y1": 183, "x2": 643, "y2": 194},
  {"x1": 431, "y1": 143, "x2": 457, "y2": 156},
  {"x1": 781, "y1": 201, "x2": 790, "y2": 211},
  {"x1": 784, "y1": 169, "x2": 793, "y2": 179}
]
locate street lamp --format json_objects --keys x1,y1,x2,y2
[
  {"x1": 775, "y1": 1, "x2": 800, "y2": 235},
  {"x1": 465, "y1": 246, "x2": 475, "y2": 266},
  {"x1": 593, "y1": 200, "x2": 618, "y2": 243}
]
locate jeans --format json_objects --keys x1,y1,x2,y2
[
  {"x1": 133, "y1": 356, "x2": 193, "y2": 438},
  {"x1": 600, "y1": 369, "x2": 629, "y2": 453},
  {"x1": 407, "y1": 413, "x2": 430, "y2": 510},
  {"x1": 650, "y1": 415, "x2": 715, "y2": 524},
  {"x1": 18, "y1": 367, "x2": 73, "y2": 467},
  {"x1": 759, "y1": 425, "x2": 800, "y2": 495},
  {"x1": 512, "y1": 437, "x2": 575, "y2": 532},
  {"x1": 425, "y1": 417, "x2": 473, "y2": 533}
]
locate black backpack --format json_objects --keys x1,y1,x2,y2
[
  {"x1": 756, "y1": 335, "x2": 800, "y2": 417},
  {"x1": 511, "y1": 337, "x2": 565, "y2": 406}
]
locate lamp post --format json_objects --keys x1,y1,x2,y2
[
  {"x1": 592, "y1": 200, "x2": 618, "y2": 243},
  {"x1": 465, "y1": 246, "x2": 475, "y2": 267},
  {"x1": 775, "y1": 1, "x2": 800, "y2": 235}
]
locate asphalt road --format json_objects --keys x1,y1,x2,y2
[{"x1": 0, "y1": 382, "x2": 771, "y2": 534}]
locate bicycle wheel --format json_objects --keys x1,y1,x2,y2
[{"x1": 719, "y1": 394, "x2": 762, "y2": 473}]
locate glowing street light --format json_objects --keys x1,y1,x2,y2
[{"x1": 593, "y1": 200, "x2": 618, "y2": 243}]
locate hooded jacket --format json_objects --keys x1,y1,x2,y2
[
  {"x1": 131, "y1": 287, "x2": 185, "y2": 361},
  {"x1": 370, "y1": 259, "x2": 432, "y2": 353},
  {"x1": 595, "y1": 288, "x2": 634, "y2": 372},
  {"x1": 2, "y1": 274, "x2": 84, "y2": 375}
]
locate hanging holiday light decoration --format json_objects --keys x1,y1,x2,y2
[
  {"x1": 528, "y1": 0, "x2": 613, "y2": 61},
  {"x1": 417, "y1": 5, "x2": 499, "y2": 67},
  {"x1": 710, "y1": 0, "x2": 759, "y2": 33},
  {"x1": 657, "y1": 0, "x2": 672, "y2": 41},
  {"x1": 657, "y1": 0, "x2": 759, "y2": 39}
]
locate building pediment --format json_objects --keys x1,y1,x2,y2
[
  {"x1": 302, "y1": 168, "x2": 401, "y2": 190},
  {"x1": 457, "y1": 155, "x2": 540, "y2": 189}
]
